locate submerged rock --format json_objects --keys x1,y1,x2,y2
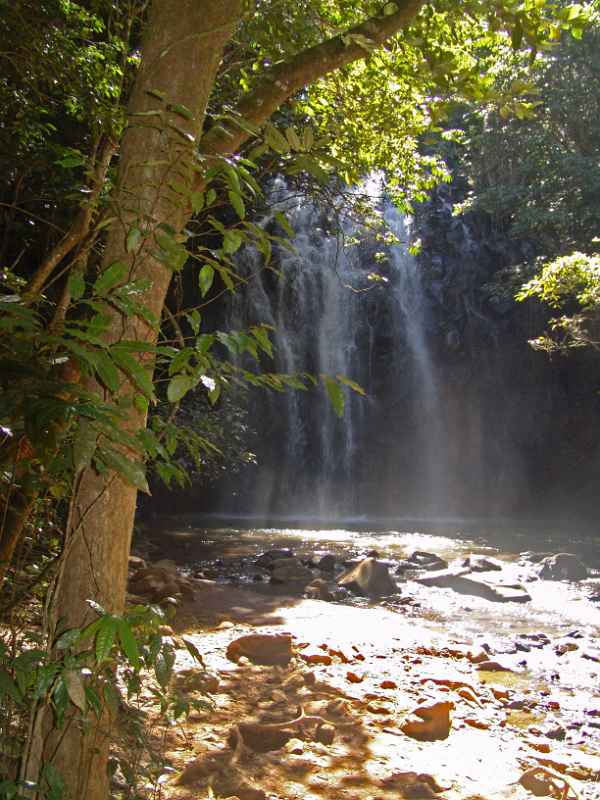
[
  {"x1": 270, "y1": 557, "x2": 313, "y2": 584},
  {"x1": 416, "y1": 568, "x2": 531, "y2": 603},
  {"x1": 539, "y1": 553, "x2": 588, "y2": 581},
  {"x1": 337, "y1": 557, "x2": 397, "y2": 597},
  {"x1": 255, "y1": 549, "x2": 294, "y2": 569}
]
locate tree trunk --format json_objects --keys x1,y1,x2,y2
[
  {"x1": 22, "y1": 2, "x2": 242, "y2": 797},
  {"x1": 22, "y1": 1, "x2": 429, "y2": 795}
]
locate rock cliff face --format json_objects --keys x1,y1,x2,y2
[{"x1": 201, "y1": 178, "x2": 600, "y2": 523}]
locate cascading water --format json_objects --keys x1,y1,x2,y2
[
  {"x1": 226, "y1": 179, "x2": 370, "y2": 518},
  {"x1": 218, "y1": 179, "x2": 449, "y2": 520},
  {"x1": 384, "y1": 201, "x2": 449, "y2": 515}
]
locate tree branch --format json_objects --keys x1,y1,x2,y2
[{"x1": 199, "y1": 0, "x2": 425, "y2": 160}]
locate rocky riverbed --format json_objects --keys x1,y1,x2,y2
[{"x1": 125, "y1": 522, "x2": 600, "y2": 800}]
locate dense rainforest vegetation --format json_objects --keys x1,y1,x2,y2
[{"x1": 0, "y1": 1, "x2": 598, "y2": 798}]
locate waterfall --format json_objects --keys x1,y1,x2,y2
[
  {"x1": 226, "y1": 179, "x2": 369, "y2": 519},
  {"x1": 384, "y1": 201, "x2": 449, "y2": 515},
  {"x1": 219, "y1": 180, "x2": 449, "y2": 520}
]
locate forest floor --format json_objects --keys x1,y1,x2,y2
[{"x1": 119, "y1": 576, "x2": 600, "y2": 800}]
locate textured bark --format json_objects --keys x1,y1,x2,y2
[{"x1": 22, "y1": 2, "x2": 242, "y2": 798}]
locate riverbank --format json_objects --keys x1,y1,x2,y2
[{"x1": 125, "y1": 524, "x2": 600, "y2": 799}]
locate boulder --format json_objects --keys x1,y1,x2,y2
[
  {"x1": 255, "y1": 549, "x2": 293, "y2": 569},
  {"x1": 539, "y1": 553, "x2": 588, "y2": 581},
  {"x1": 407, "y1": 551, "x2": 448, "y2": 571},
  {"x1": 416, "y1": 568, "x2": 531, "y2": 603},
  {"x1": 226, "y1": 634, "x2": 293, "y2": 666},
  {"x1": 337, "y1": 557, "x2": 397, "y2": 597},
  {"x1": 270, "y1": 558, "x2": 314, "y2": 585}
]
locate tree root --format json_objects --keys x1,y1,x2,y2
[{"x1": 230, "y1": 706, "x2": 332, "y2": 753}]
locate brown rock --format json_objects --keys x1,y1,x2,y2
[
  {"x1": 226, "y1": 634, "x2": 293, "y2": 666},
  {"x1": 315, "y1": 724, "x2": 335, "y2": 745},
  {"x1": 476, "y1": 660, "x2": 514, "y2": 672},
  {"x1": 346, "y1": 671, "x2": 364, "y2": 684},
  {"x1": 380, "y1": 680, "x2": 397, "y2": 689},
  {"x1": 299, "y1": 650, "x2": 332, "y2": 666},
  {"x1": 464, "y1": 717, "x2": 490, "y2": 730},
  {"x1": 337, "y1": 557, "x2": 397, "y2": 597},
  {"x1": 401, "y1": 700, "x2": 454, "y2": 741}
]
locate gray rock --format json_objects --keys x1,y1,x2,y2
[
  {"x1": 337, "y1": 557, "x2": 397, "y2": 597},
  {"x1": 462, "y1": 555, "x2": 503, "y2": 572},
  {"x1": 416, "y1": 568, "x2": 531, "y2": 603},
  {"x1": 407, "y1": 551, "x2": 448, "y2": 571},
  {"x1": 270, "y1": 557, "x2": 313, "y2": 584},
  {"x1": 539, "y1": 553, "x2": 587, "y2": 581}
]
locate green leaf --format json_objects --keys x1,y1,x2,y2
[
  {"x1": 94, "y1": 261, "x2": 129, "y2": 295},
  {"x1": 208, "y1": 382, "x2": 221, "y2": 405},
  {"x1": 42, "y1": 763, "x2": 65, "y2": 800},
  {"x1": 264, "y1": 123, "x2": 290, "y2": 154},
  {"x1": 85, "y1": 686, "x2": 102, "y2": 718},
  {"x1": 67, "y1": 271, "x2": 86, "y2": 300},
  {"x1": 228, "y1": 190, "x2": 246, "y2": 220},
  {"x1": 117, "y1": 619, "x2": 141, "y2": 671},
  {"x1": 94, "y1": 352, "x2": 120, "y2": 394},
  {"x1": 102, "y1": 450, "x2": 151, "y2": 494},
  {"x1": 0, "y1": 669, "x2": 22, "y2": 703},
  {"x1": 167, "y1": 374, "x2": 194, "y2": 403},
  {"x1": 63, "y1": 669, "x2": 87, "y2": 712},
  {"x1": 181, "y1": 636, "x2": 205, "y2": 666},
  {"x1": 222, "y1": 230, "x2": 242, "y2": 254},
  {"x1": 205, "y1": 188, "x2": 217, "y2": 206},
  {"x1": 186, "y1": 310, "x2": 201, "y2": 335},
  {"x1": 191, "y1": 191, "x2": 205, "y2": 213},
  {"x1": 126, "y1": 227, "x2": 142, "y2": 253},
  {"x1": 95, "y1": 617, "x2": 117, "y2": 664},
  {"x1": 285, "y1": 126, "x2": 302, "y2": 151},
  {"x1": 111, "y1": 347, "x2": 154, "y2": 399},
  {"x1": 199, "y1": 264, "x2": 215, "y2": 297},
  {"x1": 323, "y1": 376, "x2": 345, "y2": 418},
  {"x1": 293, "y1": 154, "x2": 329, "y2": 183},
  {"x1": 336, "y1": 374, "x2": 366, "y2": 396},
  {"x1": 274, "y1": 212, "x2": 295, "y2": 238}
]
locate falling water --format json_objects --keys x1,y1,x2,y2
[
  {"x1": 227, "y1": 179, "x2": 368, "y2": 518},
  {"x1": 220, "y1": 180, "x2": 449, "y2": 520},
  {"x1": 384, "y1": 200, "x2": 449, "y2": 514}
]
